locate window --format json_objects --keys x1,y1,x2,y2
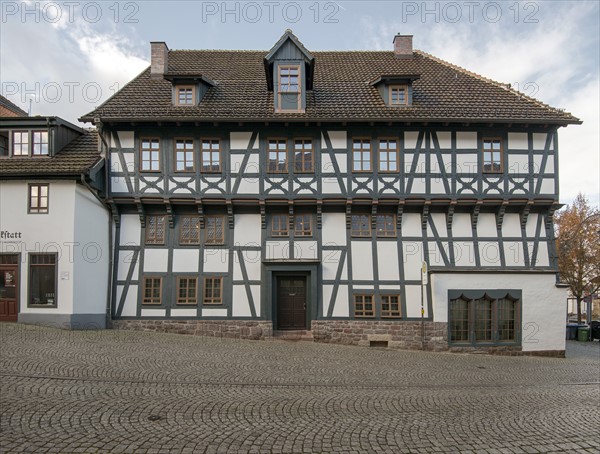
[
  {"x1": 201, "y1": 139, "x2": 221, "y2": 172},
  {"x1": 294, "y1": 214, "x2": 312, "y2": 237},
  {"x1": 179, "y1": 216, "x2": 200, "y2": 245},
  {"x1": 142, "y1": 277, "x2": 162, "y2": 305},
  {"x1": 351, "y1": 214, "x2": 371, "y2": 237},
  {"x1": 354, "y1": 295, "x2": 374, "y2": 318},
  {"x1": 279, "y1": 66, "x2": 299, "y2": 93},
  {"x1": 352, "y1": 139, "x2": 371, "y2": 172},
  {"x1": 28, "y1": 184, "x2": 49, "y2": 214},
  {"x1": 379, "y1": 139, "x2": 398, "y2": 172},
  {"x1": 29, "y1": 254, "x2": 57, "y2": 307},
  {"x1": 268, "y1": 139, "x2": 287, "y2": 173},
  {"x1": 376, "y1": 214, "x2": 396, "y2": 238},
  {"x1": 205, "y1": 215, "x2": 225, "y2": 245},
  {"x1": 482, "y1": 138, "x2": 503, "y2": 173},
  {"x1": 389, "y1": 85, "x2": 408, "y2": 106},
  {"x1": 146, "y1": 216, "x2": 166, "y2": 245},
  {"x1": 294, "y1": 139, "x2": 313, "y2": 173},
  {"x1": 32, "y1": 131, "x2": 49, "y2": 155},
  {"x1": 176, "y1": 277, "x2": 197, "y2": 305},
  {"x1": 381, "y1": 295, "x2": 401, "y2": 318},
  {"x1": 449, "y1": 293, "x2": 519, "y2": 345},
  {"x1": 176, "y1": 86, "x2": 195, "y2": 105},
  {"x1": 140, "y1": 138, "x2": 160, "y2": 172},
  {"x1": 174, "y1": 139, "x2": 194, "y2": 172},
  {"x1": 272, "y1": 214, "x2": 289, "y2": 237},
  {"x1": 13, "y1": 131, "x2": 28, "y2": 156},
  {"x1": 203, "y1": 277, "x2": 223, "y2": 305}
]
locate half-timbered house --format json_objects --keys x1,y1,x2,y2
[{"x1": 80, "y1": 31, "x2": 580, "y2": 355}]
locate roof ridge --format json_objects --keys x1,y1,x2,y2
[{"x1": 415, "y1": 49, "x2": 577, "y2": 120}]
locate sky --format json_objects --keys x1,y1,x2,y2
[{"x1": 1, "y1": 0, "x2": 598, "y2": 207}]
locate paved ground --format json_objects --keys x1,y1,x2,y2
[{"x1": 0, "y1": 323, "x2": 598, "y2": 454}]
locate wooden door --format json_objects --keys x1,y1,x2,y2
[
  {"x1": 277, "y1": 277, "x2": 306, "y2": 330},
  {"x1": 0, "y1": 266, "x2": 19, "y2": 322}
]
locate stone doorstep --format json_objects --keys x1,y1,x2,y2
[{"x1": 272, "y1": 330, "x2": 315, "y2": 342}]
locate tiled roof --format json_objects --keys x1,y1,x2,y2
[
  {"x1": 0, "y1": 129, "x2": 101, "y2": 177},
  {"x1": 81, "y1": 49, "x2": 579, "y2": 125},
  {"x1": 0, "y1": 94, "x2": 27, "y2": 117}
]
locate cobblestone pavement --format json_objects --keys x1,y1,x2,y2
[{"x1": 0, "y1": 324, "x2": 598, "y2": 454}]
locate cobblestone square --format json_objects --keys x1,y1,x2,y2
[{"x1": 0, "y1": 323, "x2": 598, "y2": 453}]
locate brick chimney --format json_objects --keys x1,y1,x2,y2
[
  {"x1": 150, "y1": 42, "x2": 169, "y2": 78},
  {"x1": 393, "y1": 34, "x2": 413, "y2": 59}
]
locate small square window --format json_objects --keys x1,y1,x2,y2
[
  {"x1": 146, "y1": 216, "x2": 166, "y2": 245},
  {"x1": 179, "y1": 216, "x2": 200, "y2": 245},
  {"x1": 176, "y1": 86, "x2": 195, "y2": 105},
  {"x1": 176, "y1": 277, "x2": 197, "y2": 305},
  {"x1": 205, "y1": 215, "x2": 225, "y2": 245},
  {"x1": 28, "y1": 184, "x2": 49, "y2": 214},
  {"x1": 351, "y1": 214, "x2": 371, "y2": 237},
  {"x1": 279, "y1": 66, "x2": 299, "y2": 93},
  {"x1": 354, "y1": 295, "x2": 375, "y2": 318},
  {"x1": 389, "y1": 85, "x2": 408, "y2": 106},
  {"x1": 294, "y1": 214, "x2": 312, "y2": 237},
  {"x1": 13, "y1": 131, "x2": 29, "y2": 156},
  {"x1": 272, "y1": 214, "x2": 289, "y2": 237},
  {"x1": 204, "y1": 277, "x2": 223, "y2": 305},
  {"x1": 376, "y1": 214, "x2": 396, "y2": 238},
  {"x1": 381, "y1": 295, "x2": 401, "y2": 318}
]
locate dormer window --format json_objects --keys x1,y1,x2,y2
[
  {"x1": 176, "y1": 86, "x2": 195, "y2": 106},
  {"x1": 13, "y1": 131, "x2": 29, "y2": 155},
  {"x1": 32, "y1": 131, "x2": 49, "y2": 155},
  {"x1": 279, "y1": 66, "x2": 299, "y2": 93},
  {"x1": 389, "y1": 85, "x2": 408, "y2": 106}
]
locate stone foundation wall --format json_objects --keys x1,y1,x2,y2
[
  {"x1": 311, "y1": 320, "x2": 449, "y2": 351},
  {"x1": 111, "y1": 319, "x2": 273, "y2": 340}
]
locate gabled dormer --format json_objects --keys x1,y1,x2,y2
[
  {"x1": 370, "y1": 75, "x2": 420, "y2": 107},
  {"x1": 264, "y1": 30, "x2": 315, "y2": 113},
  {"x1": 150, "y1": 41, "x2": 216, "y2": 107}
]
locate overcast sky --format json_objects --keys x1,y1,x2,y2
[{"x1": 1, "y1": 0, "x2": 598, "y2": 207}]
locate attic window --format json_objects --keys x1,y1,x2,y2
[
  {"x1": 176, "y1": 86, "x2": 195, "y2": 106},
  {"x1": 389, "y1": 85, "x2": 408, "y2": 106},
  {"x1": 279, "y1": 66, "x2": 299, "y2": 92}
]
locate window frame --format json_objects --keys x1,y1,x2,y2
[
  {"x1": 350, "y1": 214, "x2": 371, "y2": 238},
  {"x1": 142, "y1": 276, "x2": 163, "y2": 305},
  {"x1": 200, "y1": 138, "x2": 221, "y2": 173},
  {"x1": 271, "y1": 214, "x2": 289, "y2": 237},
  {"x1": 140, "y1": 137, "x2": 161, "y2": 172},
  {"x1": 352, "y1": 138, "x2": 372, "y2": 172},
  {"x1": 354, "y1": 294, "x2": 375, "y2": 318},
  {"x1": 276, "y1": 65, "x2": 302, "y2": 113},
  {"x1": 179, "y1": 216, "x2": 200, "y2": 245},
  {"x1": 173, "y1": 138, "x2": 195, "y2": 173},
  {"x1": 389, "y1": 84, "x2": 408, "y2": 106},
  {"x1": 267, "y1": 138, "x2": 288, "y2": 173},
  {"x1": 31, "y1": 130, "x2": 49, "y2": 156},
  {"x1": 12, "y1": 131, "x2": 29, "y2": 156},
  {"x1": 378, "y1": 138, "x2": 399, "y2": 173},
  {"x1": 376, "y1": 214, "x2": 396, "y2": 238},
  {"x1": 293, "y1": 138, "x2": 314, "y2": 173},
  {"x1": 482, "y1": 137, "x2": 504, "y2": 174},
  {"x1": 145, "y1": 215, "x2": 166, "y2": 245},
  {"x1": 28, "y1": 253, "x2": 58, "y2": 308},
  {"x1": 203, "y1": 276, "x2": 223, "y2": 305},
  {"x1": 294, "y1": 214, "x2": 313, "y2": 237},
  {"x1": 381, "y1": 294, "x2": 402, "y2": 318},
  {"x1": 176, "y1": 276, "x2": 198, "y2": 306},
  {"x1": 175, "y1": 85, "x2": 196, "y2": 106},
  {"x1": 204, "y1": 215, "x2": 225, "y2": 245},
  {"x1": 28, "y1": 183, "x2": 49, "y2": 214}
]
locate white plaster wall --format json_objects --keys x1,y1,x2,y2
[
  {"x1": 401, "y1": 213, "x2": 421, "y2": 237},
  {"x1": 405, "y1": 285, "x2": 425, "y2": 317},
  {"x1": 504, "y1": 242, "x2": 525, "y2": 267},
  {"x1": 508, "y1": 154, "x2": 529, "y2": 173},
  {"x1": 250, "y1": 285, "x2": 260, "y2": 317},
  {"x1": 455, "y1": 153, "x2": 478, "y2": 173},
  {"x1": 116, "y1": 249, "x2": 138, "y2": 281},
  {"x1": 142, "y1": 309, "x2": 166, "y2": 317},
  {"x1": 0, "y1": 180, "x2": 76, "y2": 315},
  {"x1": 321, "y1": 131, "x2": 346, "y2": 149},
  {"x1": 230, "y1": 132, "x2": 253, "y2": 150},
  {"x1": 456, "y1": 132, "x2": 477, "y2": 149},
  {"x1": 526, "y1": 214, "x2": 539, "y2": 237},
  {"x1": 232, "y1": 286, "x2": 252, "y2": 316},
  {"x1": 172, "y1": 249, "x2": 199, "y2": 273},
  {"x1": 430, "y1": 273, "x2": 566, "y2": 352},
  {"x1": 377, "y1": 242, "x2": 399, "y2": 280},
  {"x1": 265, "y1": 241, "x2": 289, "y2": 260},
  {"x1": 532, "y1": 133, "x2": 548, "y2": 150},
  {"x1": 72, "y1": 185, "x2": 109, "y2": 315},
  {"x1": 477, "y1": 213, "x2": 497, "y2": 237},
  {"x1": 203, "y1": 248, "x2": 229, "y2": 272},
  {"x1": 237, "y1": 178, "x2": 259, "y2": 195},
  {"x1": 117, "y1": 285, "x2": 138, "y2": 317},
  {"x1": 332, "y1": 285, "x2": 349, "y2": 317},
  {"x1": 322, "y1": 285, "x2": 333, "y2": 316},
  {"x1": 508, "y1": 133, "x2": 528, "y2": 150},
  {"x1": 295, "y1": 241, "x2": 318, "y2": 260},
  {"x1": 402, "y1": 242, "x2": 423, "y2": 280},
  {"x1": 453, "y1": 213, "x2": 472, "y2": 237},
  {"x1": 404, "y1": 132, "x2": 419, "y2": 149},
  {"x1": 171, "y1": 308, "x2": 197, "y2": 317},
  {"x1": 436, "y1": 131, "x2": 451, "y2": 149},
  {"x1": 502, "y1": 214, "x2": 521, "y2": 238},
  {"x1": 120, "y1": 215, "x2": 141, "y2": 246},
  {"x1": 322, "y1": 213, "x2": 346, "y2": 246},
  {"x1": 234, "y1": 214, "x2": 261, "y2": 246},
  {"x1": 351, "y1": 242, "x2": 373, "y2": 280},
  {"x1": 202, "y1": 308, "x2": 228, "y2": 317},
  {"x1": 143, "y1": 249, "x2": 169, "y2": 272},
  {"x1": 230, "y1": 154, "x2": 245, "y2": 173},
  {"x1": 454, "y1": 241, "x2": 477, "y2": 267},
  {"x1": 479, "y1": 241, "x2": 502, "y2": 267}
]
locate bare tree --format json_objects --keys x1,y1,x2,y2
[{"x1": 555, "y1": 193, "x2": 600, "y2": 324}]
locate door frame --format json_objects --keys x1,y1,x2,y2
[
  {"x1": 275, "y1": 274, "x2": 309, "y2": 330},
  {"x1": 264, "y1": 263, "x2": 319, "y2": 331},
  {"x1": 0, "y1": 253, "x2": 21, "y2": 322}
]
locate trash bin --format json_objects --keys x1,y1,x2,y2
[
  {"x1": 589, "y1": 321, "x2": 600, "y2": 341},
  {"x1": 566, "y1": 324, "x2": 580, "y2": 340},
  {"x1": 577, "y1": 327, "x2": 590, "y2": 342}
]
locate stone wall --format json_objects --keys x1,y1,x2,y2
[{"x1": 111, "y1": 320, "x2": 272, "y2": 340}]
